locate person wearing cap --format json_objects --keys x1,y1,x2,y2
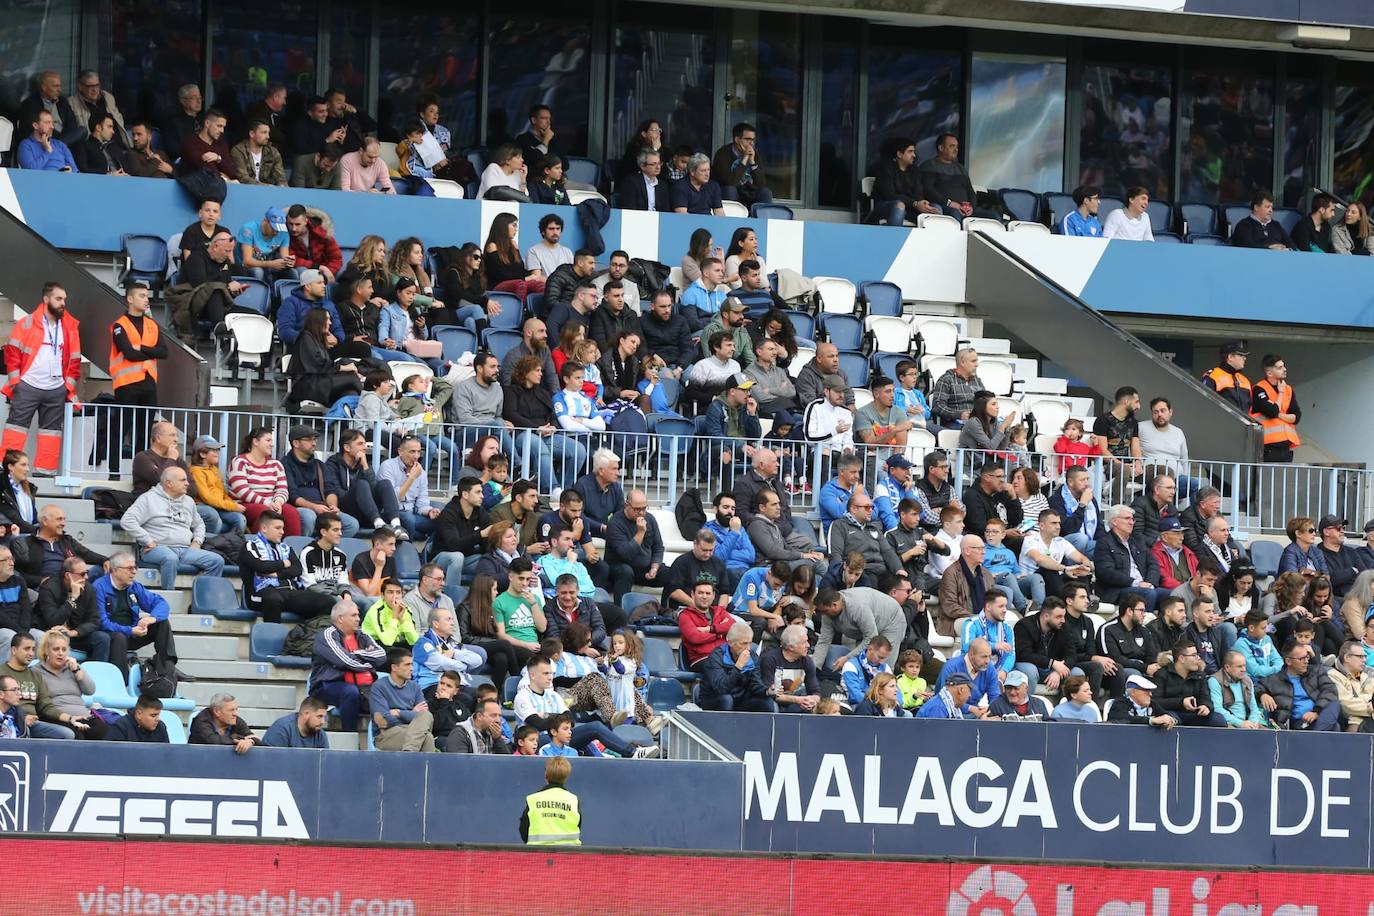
[
  {"x1": 236, "y1": 206, "x2": 293, "y2": 285},
  {"x1": 229, "y1": 118, "x2": 286, "y2": 186},
  {"x1": 698, "y1": 296, "x2": 754, "y2": 368},
  {"x1": 1106, "y1": 674, "x2": 1174, "y2": 727},
  {"x1": 1353, "y1": 520, "x2": 1374, "y2": 573},
  {"x1": 872, "y1": 453, "x2": 919, "y2": 533},
  {"x1": 1250, "y1": 353, "x2": 1301, "y2": 464},
  {"x1": 803, "y1": 374, "x2": 856, "y2": 460},
  {"x1": 283, "y1": 426, "x2": 360, "y2": 540},
  {"x1": 106, "y1": 280, "x2": 167, "y2": 475},
  {"x1": 703, "y1": 373, "x2": 762, "y2": 468},
  {"x1": 1278, "y1": 515, "x2": 1329, "y2": 579},
  {"x1": 987, "y1": 668, "x2": 1046, "y2": 720},
  {"x1": 1202, "y1": 341, "x2": 1252, "y2": 415},
  {"x1": 1149, "y1": 515, "x2": 1197, "y2": 590},
  {"x1": 916, "y1": 670, "x2": 975, "y2": 719},
  {"x1": 680, "y1": 258, "x2": 729, "y2": 333},
  {"x1": 189, "y1": 435, "x2": 246, "y2": 535},
  {"x1": 1315, "y1": 514, "x2": 1362, "y2": 600},
  {"x1": 277, "y1": 268, "x2": 346, "y2": 349}
]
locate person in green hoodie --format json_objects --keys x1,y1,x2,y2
[{"x1": 363, "y1": 578, "x2": 419, "y2": 649}]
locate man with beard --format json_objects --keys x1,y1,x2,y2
[
  {"x1": 2, "y1": 283, "x2": 81, "y2": 476},
  {"x1": 500, "y1": 318, "x2": 559, "y2": 397},
  {"x1": 120, "y1": 120, "x2": 173, "y2": 179},
  {"x1": 592, "y1": 250, "x2": 640, "y2": 314}
]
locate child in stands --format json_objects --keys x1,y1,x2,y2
[
  {"x1": 895, "y1": 648, "x2": 932, "y2": 713},
  {"x1": 1053, "y1": 418, "x2": 1100, "y2": 475},
  {"x1": 603, "y1": 630, "x2": 656, "y2": 727},
  {"x1": 538, "y1": 712, "x2": 579, "y2": 757},
  {"x1": 513, "y1": 725, "x2": 540, "y2": 755}
]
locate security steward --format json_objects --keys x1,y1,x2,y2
[
  {"x1": 108, "y1": 280, "x2": 167, "y2": 471},
  {"x1": 1250, "y1": 353, "x2": 1301, "y2": 464},
  {"x1": 519, "y1": 756, "x2": 582, "y2": 845},
  {"x1": 1201, "y1": 340, "x2": 1252, "y2": 414}
]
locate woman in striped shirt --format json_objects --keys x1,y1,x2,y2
[{"x1": 229, "y1": 426, "x2": 303, "y2": 535}]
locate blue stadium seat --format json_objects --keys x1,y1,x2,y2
[
  {"x1": 1154, "y1": 232, "x2": 1183, "y2": 243},
  {"x1": 162, "y1": 711, "x2": 187, "y2": 744},
  {"x1": 435, "y1": 326, "x2": 478, "y2": 363},
  {"x1": 873, "y1": 352, "x2": 907, "y2": 378},
  {"x1": 655, "y1": 417, "x2": 696, "y2": 465},
  {"x1": 1043, "y1": 193, "x2": 1075, "y2": 231},
  {"x1": 1098, "y1": 196, "x2": 1126, "y2": 223},
  {"x1": 1146, "y1": 200, "x2": 1173, "y2": 234},
  {"x1": 783, "y1": 309, "x2": 815, "y2": 343},
  {"x1": 1250, "y1": 541, "x2": 1282, "y2": 578},
  {"x1": 127, "y1": 665, "x2": 195, "y2": 710},
  {"x1": 751, "y1": 203, "x2": 794, "y2": 220},
  {"x1": 443, "y1": 583, "x2": 469, "y2": 607},
  {"x1": 838, "y1": 350, "x2": 870, "y2": 387},
  {"x1": 273, "y1": 278, "x2": 302, "y2": 307},
  {"x1": 464, "y1": 148, "x2": 488, "y2": 175},
  {"x1": 394, "y1": 541, "x2": 421, "y2": 585},
  {"x1": 647, "y1": 676, "x2": 685, "y2": 713},
  {"x1": 998, "y1": 188, "x2": 1041, "y2": 224},
  {"x1": 119, "y1": 234, "x2": 169, "y2": 292},
  {"x1": 1222, "y1": 205, "x2": 1251, "y2": 235},
  {"x1": 1179, "y1": 203, "x2": 1218, "y2": 237},
  {"x1": 484, "y1": 291, "x2": 524, "y2": 329},
  {"x1": 820, "y1": 314, "x2": 863, "y2": 351},
  {"x1": 859, "y1": 281, "x2": 902, "y2": 318},
  {"x1": 1273, "y1": 208, "x2": 1302, "y2": 236},
  {"x1": 339, "y1": 537, "x2": 370, "y2": 565},
  {"x1": 642, "y1": 638, "x2": 694, "y2": 682},
  {"x1": 565, "y1": 156, "x2": 601, "y2": 186},
  {"x1": 193, "y1": 576, "x2": 254, "y2": 622},
  {"x1": 250, "y1": 622, "x2": 312, "y2": 668},
  {"x1": 233, "y1": 278, "x2": 271, "y2": 316},
  {"x1": 483, "y1": 329, "x2": 522, "y2": 365},
  {"x1": 503, "y1": 676, "x2": 519, "y2": 704},
  {"x1": 526, "y1": 293, "x2": 547, "y2": 320},
  {"x1": 82, "y1": 661, "x2": 136, "y2": 709},
  {"x1": 285, "y1": 535, "x2": 313, "y2": 556},
  {"x1": 826, "y1": 644, "x2": 849, "y2": 669},
  {"x1": 1188, "y1": 234, "x2": 1227, "y2": 246},
  {"x1": 621, "y1": 592, "x2": 657, "y2": 622}
]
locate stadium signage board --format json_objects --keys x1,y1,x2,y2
[{"x1": 682, "y1": 711, "x2": 1374, "y2": 866}]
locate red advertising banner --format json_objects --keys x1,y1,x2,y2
[{"x1": 7, "y1": 836, "x2": 1374, "y2": 915}]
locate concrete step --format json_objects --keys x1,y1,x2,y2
[
  {"x1": 164, "y1": 633, "x2": 243, "y2": 661},
  {"x1": 170, "y1": 614, "x2": 250, "y2": 636},
  {"x1": 176, "y1": 659, "x2": 308, "y2": 682},
  {"x1": 238, "y1": 706, "x2": 294, "y2": 729},
  {"x1": 154, "y1": 589, "x2": 191, "y2": 616},
  {"x1": 47, "y1": 497, "x2": 96, "y2": 522},
  {"x1": 180, "y1": 680, "x2": 301, "y2": 709},
  {"x1": 66, "y1": 521, "x2": 114, "y2": 547},
  {"x1": 327, "y1": 731, "x2": 363, "y2": 751}
]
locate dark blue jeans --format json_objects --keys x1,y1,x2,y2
[{"x1": 315, "y1": 680, "x2": 363, "y2": 731}]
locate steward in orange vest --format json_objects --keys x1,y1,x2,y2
[
  {"x1": 1, "y1": 282, "x2": 81, "y2": 475},
  {"x1": 107, "y1": 281, "x2": 168, "y2": 472},
  {"x1": 1250, "y1": 354, "x2": 1301, "y2": 464},
  {"x1": 1201, "y1": 340, "x2": 1251, "y2": 415}
]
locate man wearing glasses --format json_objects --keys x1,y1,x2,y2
[
  {"x1": 1258, "y1": 639, "x2": 1341, "y2": 731},
  {"x1": 1062, "y1": 186, "x2": 1103, "y2": 237},
  {"x1": 92, "y1": 551, "x2": 179, "y2": 682},
  {"x1": 1153, "y1": 640, "x2": 1225, "y2": 727},
  {"x1": 0, "y1": 675, "x2": 27, "y2": 739},
  {"x1": 403, "y1": 563, "x2": 455, "y2": 633},
  {"x1": 68, "y1": 70, "x2": 129, "y2": 148}
]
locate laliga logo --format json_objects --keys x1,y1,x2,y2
[
  {"x1": 0, "y1": 752, "x2": 30, "y2": 832},
  {"x1": 946, "y1": 866, "x2": 1036, "y2": 916}
]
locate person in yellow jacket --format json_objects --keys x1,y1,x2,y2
[
  {"x1": 520, "y1": 756, "x2": 582, "y2": 845},
  {"x1": 189, "y1": 435, "x2": 247, "y2": 534},
  {"x1": 362, "y1": 578, "x2": 419, "y2": 648},
  {"x1": 1250, "y1": 354, "x2": 1301, "y2": 464}
]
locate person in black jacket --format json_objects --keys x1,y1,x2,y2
[
  {"x1": 1105, "y1": 674, "x2": 1174, "y2": 727},
  {"x1": 172, "y1": 231, "x2": 250, "y2": 334},
  {"x1": 286, "y1": 309, "x2": 363, "y2": 414},
  {"x1": 189, "y1": 693, "x2": 262, "y2": 751},
  {"x1": 961, "y1": 462, "x2": 1024, "y2": 548},
  {"x1": 1048, "y1": 466, "x2": 1102, "y2": 557},
  {"x1": 1257, "y1": 639, "x2": 1341, "y2": 730},
  {"x1": 1183, "y1": 596, "x2": 1232, "y2": 676},
  {"x1": 432, "y1": 478, "x2": 492, "y2": 584},
  {"x1": 1093, "y1": 505, "x2": 1171, "y2": 611},
  {"x1": 18, "y1": 71, "x2": 84, "y2": 146},
  {"x1": 239, "y1": 510, "x2": 335, "y2": 624},
  {"x1": 282, "y1": 425, "x2": 360, "y2": 537},
  {"x1": 1229, "y1": 192, "x2": 1294, "y2": 250},
  {"x1": 1096, "y1": 593, "x2": 1160, "y2": 693},
  {"x1": 14, "y1": 507, "x2": 110, "y2": 590},
  {"x1": 870, "y1": 138, "x2": 940, "y2": 227},
  {"x1": 0, "y1": 450, "x2": 39, "y2": 537},
  {"x1": 1152, "y1": 640, "x2": 1225, "y2": 726},
  {"x1": 1059, "y1": 581, "x2": 1118, "y2": 697},
  {"x1": 604, "y1": 490, "x2": 664, "y2": 603},
  {"x1": 639, "y1": 291, "x2": 697, "y2": 371},
  {"x1": 324, "y1": 430, "x2": 404, "y2": 532},
  {"x1": 74, "y1": 113, "x2": 125, "y2": 174},
  {"x1": 619, "y1": 148, "x2": 670, "y2": 212},
  {"x1": 527, "y1": 153, "x2": 570, "y2": 206},
  {"x1": 502, "y1": 355, "x2": 588, "y2": 492},
  {"x1": 1130, "y1": 473, "x2": 1178, "y2": 546},
  {"x1": 105, "y1": 694, "x2": 170, "y2": 742},
  {"x1": 1011, "y1": 598, "x2": 1074, "y2": 690},
  {"x1": 588, "y1": 285, "x2": 643, "y2": 354},
  {"x1": 1289, "y1": 193, "x2": 1336, "y2": 253},
  {"x1": 38, "y1": 556, "x2": 109, "y2": 662},
  {"x1": 698, "y1": 622, "x2": 777, "y2": 712}
]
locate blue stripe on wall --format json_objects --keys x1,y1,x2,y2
[{"x1": 801, "y1": 221, "x2": 911, "y2": 286}]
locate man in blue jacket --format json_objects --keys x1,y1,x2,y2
[
  {"x1": 917, "y1": 672, "x2": 974, "y2": 719},
  {"x1": 936, "y1": 638, "x2": 1002, "y2": 709},
  {"x1": 702, "y1": 492, "x2": 756, "y2": 581},
  {"x1": 93, "y1": 551, "x2": 179, "y2": 682},
  {"x1": 277, "y1": 269, "x2": 343, "y2": 347},
  {"x1": 873, "y1": 454, "x2": 920, "y2": 533},
  {"x1": 818, "y1": 454, "x2": 863, "y2": 537},
  {"x1": 698, "y1": 622, "x2": 777, "y2": 712}
]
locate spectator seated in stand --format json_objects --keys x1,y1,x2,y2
[
  {"x1": 678, "y1": 579, "x2": 736, "y2": 671},
  {"x1": 309, "y1": 597, "x2": 387, "y2": 732},
  {"x1": 262, "y1": 697, "x2": 331, "y2": 749},
  {"x1": 1106, "y1": 674, "x2": 1175, "y2": 727},
  {"x1": 229, "y1": 119, "x2": 286, "y2": 186},
  {"x1": 672, "y1": 153, "x2": 724, "y2": 216},
  {"x1": 1258, "y1": 639, "x2": 1341, "y2": 731},
  {"x1": 699, "y1": 622, "x2": 778, "y2": 712},
  {"x1": 189, "y1": 693, "x2": 262, "y2": 752},
  {"x1": 17, "y1": 110, "x2": 76, "y2": 173},
  {"x1": 240, "y1": 509, "x2": 337, "y2": 623},
  {"x1": 369, "y1": 648, "x2": 436, "y2": 751},
  {"x1": 105, "y1": 693, "x2": 169, "y2": 743},
  {"x1": 1154, "y1": 641, "x2": 1226, "y2": 727},
  {"x1": 870, "y1": 137, "x2": 939, "y2": 226},
  {"x1": 363, "y1": 578, "x2": 420, "y2": 649},
  {"x1": 918, "y1": 133, "x2": 994, "y2": 220}
]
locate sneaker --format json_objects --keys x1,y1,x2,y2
[
  {"x1": 610, "y1": 710, "x2": 629, "y2": 728},
  {"x1": 647, "y1": 715, "x2": 664, "y2": 737},
  {"x1": 631, "y1": 744, "x2": 661, "y2": 759},
  {"x1": 392, "y1": 526, "x2": 411, "y2": 542}
]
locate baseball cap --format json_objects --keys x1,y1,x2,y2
[
  {"x1": 191, "y1": 435, "x2": 223, "y2": 452},
  {"x1": 729, "y1": 372, "x2": 755, "y2": 391},
  {"x1": 722, "y1": 297, "x2": 746, "y2": 313},
  {"x1": 266, "y1": 206, "x2": 288, "y2": 232},
  {"x1": 1003, "y1": 669, "x2": 1029, "y2": 689},
  {"x1": 1363, "y1": 519, "x2": 1374, "y2": 534},
  {"x1": 1125, "y1": 673, "x2": 1157, "y2": 692},
  {"x1": 1158, "y1": 516, "x2": 1182, "y2": 533},
  {"x1": 943, "y1": 673, "x2": 973, "y2": 688},
  {"x1": 298, "y1": 268, "x2": 323, "y2": 286},
  {"x1": 1318, "y1": 514, "x2": 1346, "y2": 532},
  {"x1": 288, "y1": 424, "x2": 321, "y2": 442},
  {"x1": 885, "y1": 454, "x2": 913, "y2": 470}
]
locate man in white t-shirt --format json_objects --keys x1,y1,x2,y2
[
  {"x1": 1018, "y1": 508, "x2": 1093, "y2": 608},
  {"x1": 525, "y1": 213, "x2": 573, "y2": 278},
  {"x1": 802, "y1": 375, "x2": 855, "y2": 457},
  {"x1": 1137, "y1": 396, "x2": 1205, "y2": 500},
  {"x1": 1102, "y1": 186, "x2": 1155, "y2": 241}
]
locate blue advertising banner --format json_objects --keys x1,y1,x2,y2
[
  {"x1": 0, "y1": 741, "x2": 743, "y2": 850},
  {"x1": 681, "y1": 711, "x2": 1374, "y2": 867}
]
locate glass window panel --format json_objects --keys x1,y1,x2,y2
[
  {"x1": 1334, "y1": 77, "x2": 1374, "y2": 208},
  {"x1": 968, "y1": 54, "x2": 1065, "y2": 193},
  {"x1": 211, "y1": 0, "x2": 317, "y2": 117},
  {"x1": 866, "y1": 39, "x2": 961, "y2": 168},
  {"x1": 612, "y1": 11, "x2": 715, "y2": 169},
  {"x1": 818, "y1": 26, "x2": 858, "y2": 208},
  {"x1": 727, "y1": 11, "x2": 803, "y2": 200},
  {"x1": 15, "y1": 0, "x2": 107, "y2": 115},
  {"x1": 378, "y1": 13, "x2": 480, "y2": 148},
  {"x1": 1280, "y1": 77, "x2": 1319, "y2": 209},
  {"x1": 486, "y1": 17, "x2": 590, "y2": 154},
  {"x1": 329, "y1": 4, "x2": 370, "y2": 112},
  {"x1": 1179, "y1": 66, "x2": 1275, "y2": 205},
  {"x1": 100, "y1": 0, "x2": 202, "y2": 127},
  {"x1": 1079, "y1": 62, "x2": 1173, "y2": 199}
]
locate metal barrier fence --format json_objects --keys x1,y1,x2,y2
[{"x1": 55, "y1": 402, "x2": 1373, "y2": 537}]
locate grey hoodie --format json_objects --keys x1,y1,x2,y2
[{"x1": 121, "y1": 485, "x2": 206, "y2": 549}]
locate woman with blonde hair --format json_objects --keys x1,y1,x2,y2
[
  {"x1": 852, "y1": 671, "x2": 910, "y2": 718},
  {"x1": 1333, "y1": 200, "x2": 1374, "y2": 255},
  {"x1": 334, "y1": 234, "x2": 392, "y2": 305},
  {"x1": 35, "y1": 629, "x2": 108, "y2": 740}
]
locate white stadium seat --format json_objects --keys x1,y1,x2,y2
[{"x1": 917, "y1": 213, "x2": 962, "y2": 231}]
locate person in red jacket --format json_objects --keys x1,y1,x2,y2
[
  {"x1": 285, "y1": 205, "x2": 343, "y2": 282},
  {"x1": 1150, "y1": 516, "x2": 1199, "y2": 590},
  {"x1": 2, "y1": 282, "x2": 81, "y2": 476},
  {"x1": 677, "y1": 579, "x2": 735, "y2": 671}
]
